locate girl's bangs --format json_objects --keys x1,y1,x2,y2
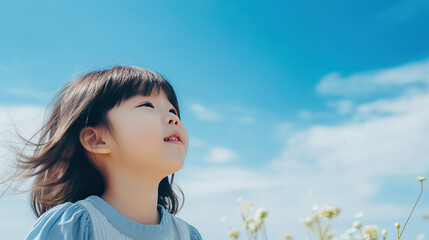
[{"x1": 87, "y1": 67, "x2": 180, "y2": 127}]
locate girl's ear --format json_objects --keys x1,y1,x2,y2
[{"x1": 79, "y1": 126, "x2": 112, "y2": 154}]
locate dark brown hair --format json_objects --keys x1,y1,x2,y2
[{"x1": 0, "y1": 65, "x2": 185, "y2": 218}]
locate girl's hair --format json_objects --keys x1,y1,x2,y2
[{"x1": 0, "y1": 65, "x2": 185, "y2": 218}]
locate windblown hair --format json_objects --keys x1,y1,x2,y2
[{"x1": 0, "y1": 65, "x2": 185, "y2": 218}]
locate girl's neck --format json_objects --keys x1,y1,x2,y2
[{"x1": 101, "y1": 175, "x2": 161, "y2": 225}]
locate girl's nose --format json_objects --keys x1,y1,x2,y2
[{"x1": 165, "y1": 114, "x2": 179, "y2": 125}]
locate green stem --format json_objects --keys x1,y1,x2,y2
[
  {"x1": 320, "y1": 219, "x2": 330, "y2": 240},
  {"x1": 397, "y1": 228, "x2": 399, "y2": 240},
  {"x1": 262, "y1": 221, "x2": 268, "y2": 240},
  {"x1": 240, "y1": 211, "x2": 251, "y2": 240},
  {"x1": 359, "y1": 229, "x2": 365, "y2": 240},
  {"x1": 399, "y1": 181, "x2": 424, "y2": 239},
  {"x1": 316, "y1": 218, "x2": 323, "y2": 240}
]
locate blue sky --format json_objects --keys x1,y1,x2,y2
[{"x1": 1, "y1": 0, "x2": 429, "y2": 239}]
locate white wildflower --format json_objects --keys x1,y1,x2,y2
[
  {"x1": 395, "y1": 222, "x2": 400, "y2": 229},
  {"x1": 353, "y1": 220, "x2": 362, "y2": 229},
  {"x1": 255, "y1": 207, "x2": 268, "y2": 220},
  {"x1": 340, "y1": 234, "x2": 351, "y2": 240},
  {"x1": 240, "y1": 200, "x2": 253, "y2": 216},
  {"x1": 303, "y1": 216, "x2": 315, "y2": 227},
  {"x1": 312, "y1": 204, "x2": 318, "y2": 212},
  {"x1": 381, "y1": 229, "x2": 387, "y2": 235},
  {"x1": 228, "y1": 230, "x2": 240, "y2": 239},
  {"x1": 319, "y1": 205, "x2": 341, "y2": 219},
  {"x1": 248, "y1": 218, "x2": 262, "y2": 233},
  {"x1": 327, "y1": 230, "x2": 336, "y2": 239},
  {"x1": 417, "y1": 176, "x2": 426, "y2": 181},
  {"x1": 345, "y1": 228, "x2": 355, "y2": 235},
  {"x1": 362, "y1": 225, "x2": 378, "y2": 240},
  {"x1": 355, "y1": 211, "x2": 364, "y2": 218},
  {"x1": 284, "y1": 233, "x2": 294, "y2": 240}
]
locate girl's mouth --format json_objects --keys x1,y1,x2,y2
[{"x1": 164, "y1": 139, "x2": 183, "y2": 144}]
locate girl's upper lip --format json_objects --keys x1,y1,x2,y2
[{"x1": 164, "y1": 130, "x2": 182, "y2": 142}]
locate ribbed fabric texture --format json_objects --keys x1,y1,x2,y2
[
  {"x1": 80, "y1": 196, "x2": 190, "y2": 240},
  {"x1": 24, "y1": 195, "x2": 203, "y2": 240}
]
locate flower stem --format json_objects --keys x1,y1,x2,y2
[
  {"x1": 397, "y1": 228, "x2": 399, "y2": 240},
  {"x1": 399, "y1": 181, "x2": 424, "y2": 239},
  {"x1": 359, "y1": 229, "x2": 364, "y2": 240},
  {"x1": 320, "y1": 220, "x2": 330, "y2": 240},
  {"x1": 262, "y1": 221, "x2": 268, "y2": 240},
  {"x1": 316, "y1": 218, "x2": 323, "y2": 240},
  {"x1": 240, "y1": 211, "x2": 251, "y2": 240}
]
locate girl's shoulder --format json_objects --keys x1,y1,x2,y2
[
  {"x1": 24, "y1": 199, "x2": 93, "y2": 240},
  {"x1": 169, "y1": 213, "x2": 203, "y2": 240},
  {"x1": 187, "y1": 223, "x2": 203, "y2": 240}
]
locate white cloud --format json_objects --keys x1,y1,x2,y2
[
  {"x1": 188, "y1": 103, "x2": 222, "y2": 121},
  {"x1": 326, "y1": 99, "x2": 354, "y2": 114},
  {"x1": 298, "y1": 109, "x2": 312, "y2": 119},
  {"x1": 274, "y1": 91, "x2": 429, "y2": 177},
  {"x1": 1, "y1": 87, "x2": 54, "y2": 101},
  {"x1": 355, "y1": 88, "x2": 428, "y2": 116},
  {"x1": 0, "y1": 105, "x2": 46, "y2": 239},
  {"x1": 202, "y1": 146, "x2": 238, "y2": 164},
  {"x1": 189, "y1": 136, "x2": 206, "y2": 148},
  {"x1": 375, "y1": 0, "x2": 429, "y2": 23},
  {"x1": 177, "y1": 59, "x2": 429, "y2": 239},
  {"x1": 316, "y1": 58, "x2": 429, "y2": 97},
  {"x1": 0, "y1": 105, "x2": 47, "y2": 168},
  {"x1": 276, "y1": 121, "x2": 293, "y2": 133},
  {"x1": 235, "y1": 116, "x2": 255, "y2": 124},
  {"x1": 298, "y1": 109, "x2": 332, "y2": 119}
]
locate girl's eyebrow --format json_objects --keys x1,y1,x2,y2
[{"x1": 134, "y1": 96, "x2": 176, "y2": 109}]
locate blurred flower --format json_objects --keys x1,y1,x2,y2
[
  {"x1": 303, "y1": 216, "x2": 315, "y2": 227},
  {"x1": 255, "y1": 207, "x2": 268, "y2": 220},
  {"x1": 319, "y1": 205, "x2": 341, "y2": 219},
  {"x1": 381, "y1": 229, "x2": 387, "y2": 235},
  {"x1": 362, "y1": 225, "x2": 378, "y2": 240},
  {"x1": 248, "y1": 218, "x2": 262, "y2": 233},
  {"x1": 340, "y1": 234, "x2": 351, "y2": 240},
  {"x1": 345, "y1": 228, "x2": 355, "y2": 235},
  {"x1": 353, "y1": 220, "x2": 361, "y2": 229},
  {"x1": 327, "y1": 230, "x2": 336, "y2": 239},
  {"x1": 284, "y1": 233, "x2": 294, "y2": 240},
  {"x1": 240, "y1": 200, "x2": 254, "y2": 213},
  {"x1": 228, "y1": 230, "x2": 240, "y2": 239},
  {"x1": 236, "y1": 196, "x2": 243, "y2": 202},
  {"x1": 417, "y1": 176, "x2": 426, "y2": 181},
  {"x1": 312, "y1": 205, "x2": 318, "y2": 212},
  {"x1": 395, "y1": 222, "x2": 400, "y2": 229},
  {"x1": 355, "y1": 211, "x2": 364, "y2": 218}
]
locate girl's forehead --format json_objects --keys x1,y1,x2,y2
[
  {"x1": 128, "y1": 90, "x2": 169, "y2": 102},
  {"x1": 136, "y1": 89, "x2": 167, "y2": 98}
]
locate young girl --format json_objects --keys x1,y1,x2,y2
[{"x1": 1, "y1": 65, "x2": 202, "y2": 239}]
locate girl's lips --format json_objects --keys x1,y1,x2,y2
[{"x1": 164, "y1": 140, "x2": 183, "y2": 144}]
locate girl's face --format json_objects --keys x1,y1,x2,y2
[{"x1": 104, "y1": 88, "x2": 189, "y2": 178}]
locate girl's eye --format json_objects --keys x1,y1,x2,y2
[
  {"x1": 170, "y1": 109, "x2": 178, "y2": 116},
  {"x1": 139, "y1": 102, "x2": 178, "y2": 116},
  {"x1": 140, "y1": 102, "x2": 154, "y2": 108}
]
